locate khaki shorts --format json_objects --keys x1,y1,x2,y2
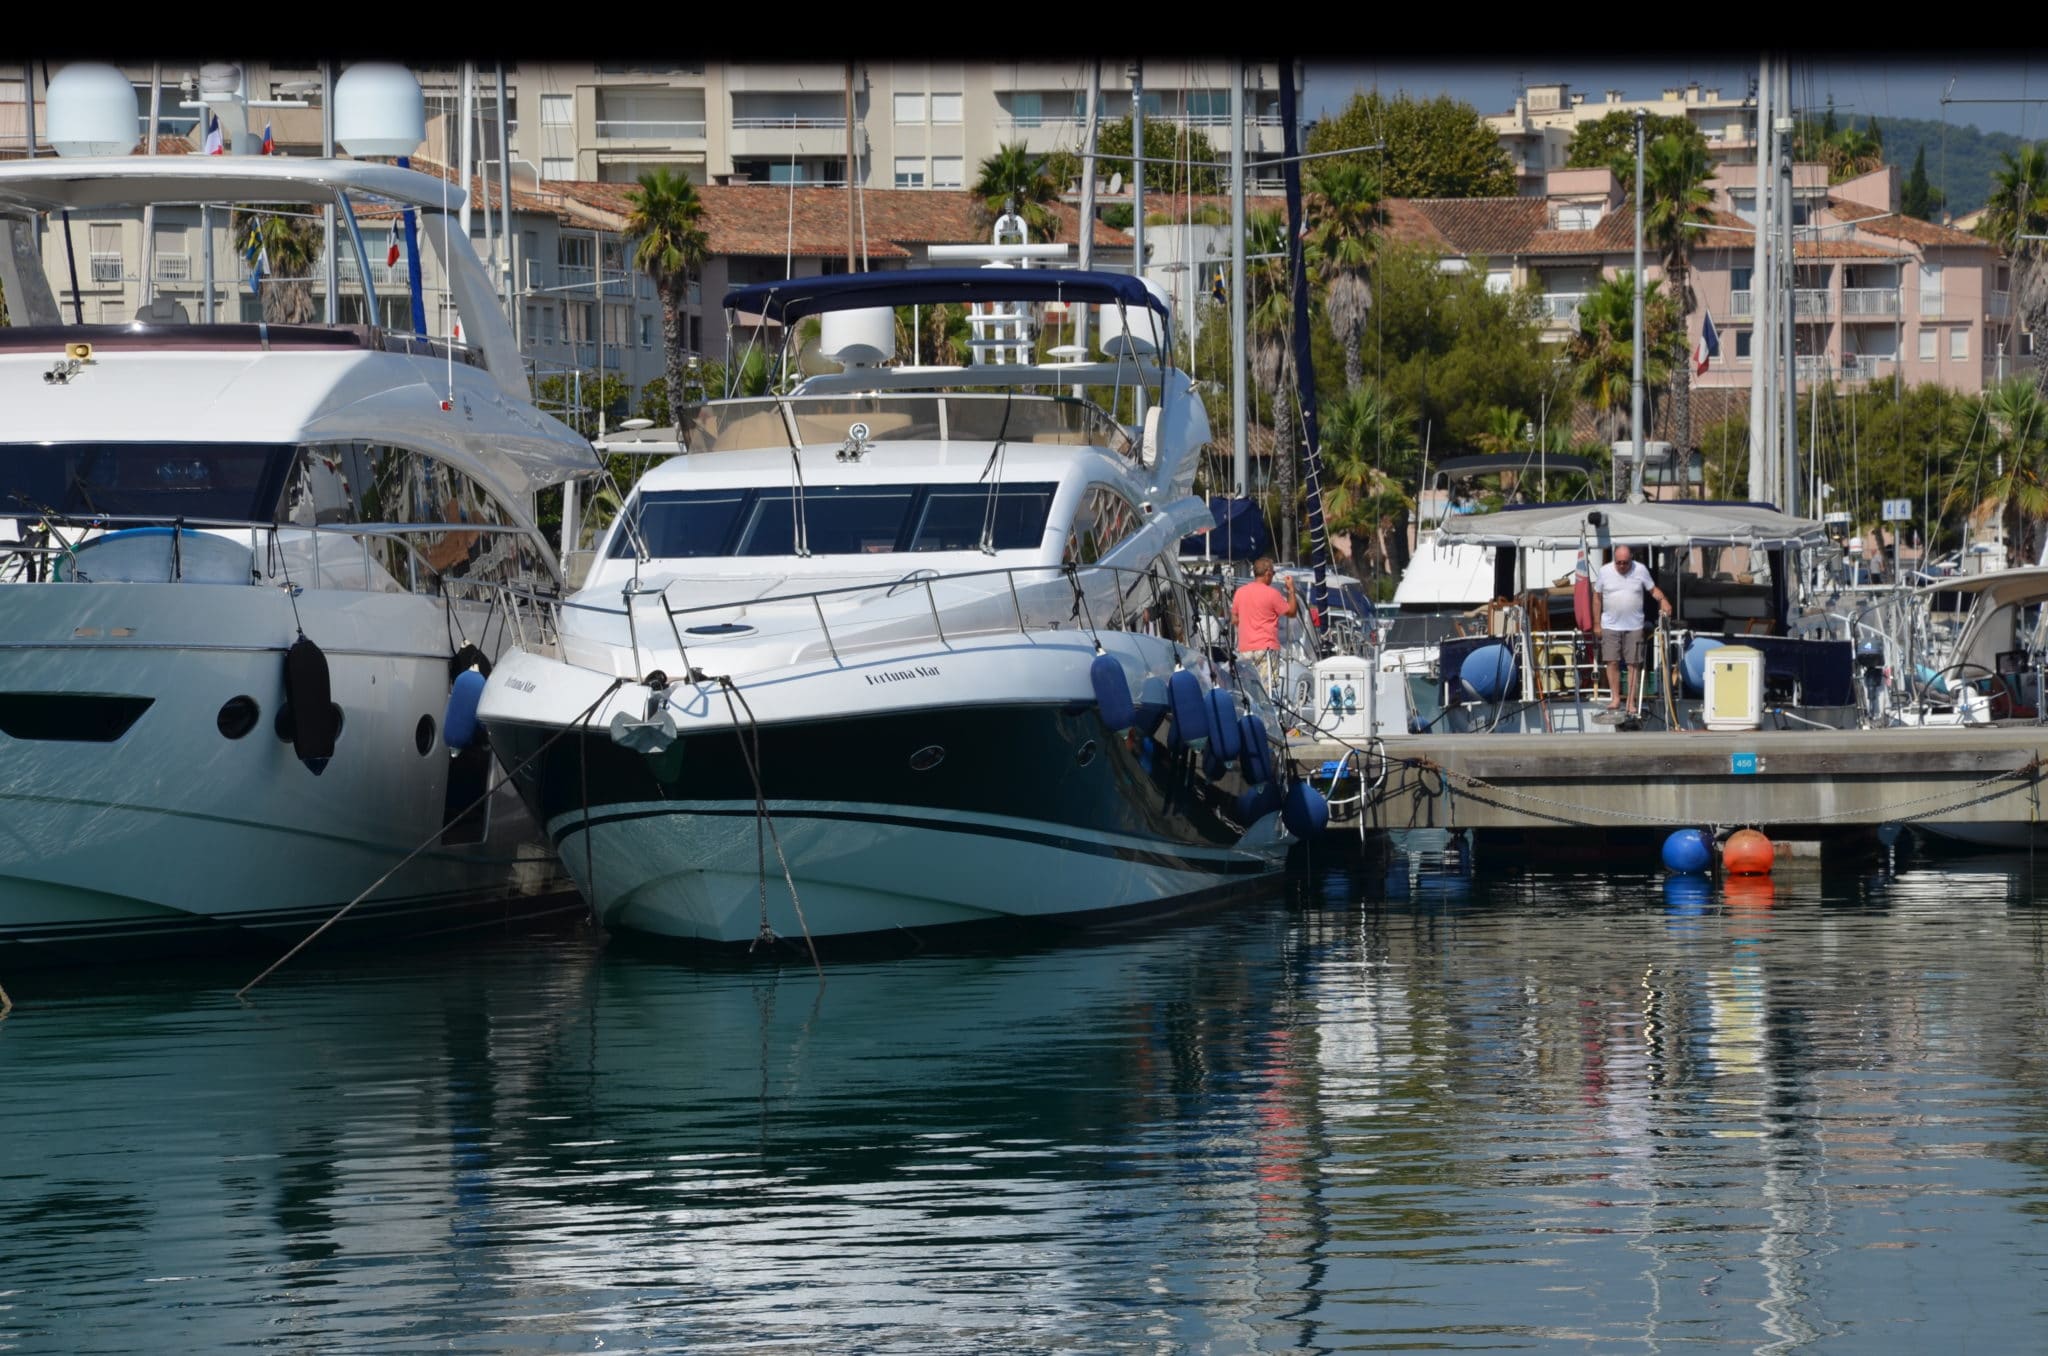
[
  {"x1": 1599, "y1": 628, "x2": 1646, "y2": 666},
  {"x1": 1237, "y1": 649, "x2": 1282, "y2": 693}
]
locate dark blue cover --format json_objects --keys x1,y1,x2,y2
[
  {"x1": 722, "y1": 268, "x2": 1167, "y2": 325},
  {"x1": 1180, "y1": 497, "x2": 1272, "y2": 560}
]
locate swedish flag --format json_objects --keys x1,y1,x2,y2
[{"x1": 1210, "y1": 272, "x2": 1226, "y2": 306}]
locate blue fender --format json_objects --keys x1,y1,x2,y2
[
  {"x1": 1282, "y1": 782, "x2": 1330, "y2": 837},
  {"x1": 444, "y1": 668, "x2": 487, "y2": 750},
  {"x1": 1168, "y1": 669, "x2": 1210, "y2": 751},
  {"x1": 1090, "y1": 652, "x2": 1137, "y2": 732},
  {"x1": 1206, "y1": 688, "x2": 1243, "y2": 759},
  {"x1": 1239, "y1": 712, "x2": 1273, "y2": 784}
]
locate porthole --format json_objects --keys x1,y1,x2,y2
[
  {"x1": 909, "y1": 744, "x2": 946, "y2": 772},
  {"x1": 415, "y1": 714, "x2": 437, "y2": 755},
  {"x1": 216, "y1": 695, "x2": 260, "y2": 740},
  {"x1": 1076, "y1": 739, "x2": 1099, "y2": 767}
]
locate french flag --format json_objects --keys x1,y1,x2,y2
[
  {"x1": 1694, "y1": 312, "x2": 1720, "y2": 376},
  {"x1": 386, "y1": 221, "x2": 402, "y2": 269},
  {"x1": 203, "y1": 113, "x2": 224, "y2": 156}
]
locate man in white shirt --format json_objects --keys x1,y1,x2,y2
[{"x1": 1593, "y1": 545, "x2": 1670, "y2": 717}]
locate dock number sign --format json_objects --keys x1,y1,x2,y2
[
  {"x1": 1882, "y1": 499, "x2": 1913, "y2": 522},
  {"x1": 1731, "y1": 752, "x2": 1763, "y2": 775}
]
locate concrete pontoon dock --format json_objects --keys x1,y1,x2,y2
[{"x1": 1292, "y1": 727, "x2": 2048, "y2": 843}]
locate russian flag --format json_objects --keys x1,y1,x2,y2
[
  {"x1": 203, "y1": 113, "x2": 224, "y2": 156},
  {"x1": 261, "y1": 122, "x2": 274, "y2": 155},
  {"x1": 1694, "y1": 312, "x2": 1720, "y2": 376}
]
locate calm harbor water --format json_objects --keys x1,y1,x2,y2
[{"x1": 4, "y1": 847, "x2": 2048, "y2": 1353}]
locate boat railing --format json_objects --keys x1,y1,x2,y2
[
  {"x1": 557, "y1": 561, "x2": 1217, "y2": 681},
  {"x1": 0, "y1": 515, "x2": 562, "y2": 642}
]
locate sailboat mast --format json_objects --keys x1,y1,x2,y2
[
  {"x1": 1074, "y1": 60, "x2": 1100, "y2": 399},
  {"x1": 458, "y1": 62, "x2": 474, "y2": 241},
  {"x1": 845, "y1": 63, "x2": 856, "y2": 271},
  {"x1": 1778, "y1": 57, "x2": 1798, "y2": 516},
  {"x1": 1279, "y1": 60, "x2": 1328, "y2": 609},
  {"x1": 1231, "y1": 60, "x2": 1248, "y2": 496},
  {"x1": 1629, "y1": 110, "x2": 1647, "y2": 503},
  {"x1": 1131, "y1": 60, "x2": 1146, "y2": 422},
  {"x1": 1748, "y1": 55, "x2": 1774, "y2": 503}
]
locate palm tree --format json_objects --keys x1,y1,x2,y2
[
  {"x1": 1305, "y1": 161, "x2": 1385, "y2": 392},
  {"x1": 1245, "y1": 209, "x2": 1297, "y2": 559},
  {"x1": 893, "y1": 303, "x2": 970, "y2": 366},
  {"x1": 1952, "y1": 377, "x2": 2048, "y2": 552},
  {"x1": 1639, "y1": 132, "x2": 1716, "y2": 474},
  {"x1": 973, "y1": 143, "x2": 1062, "y2": 242},
  {"x1": 1472, "y1": 405, "x2": 1530, "y2": 454},
  {"x1": 1826, "y1": 126, "x2": 1883, "y2": 182},
  {"x1": 1980, "y1": 146, "x2": 2048, "y2": 378},
  {"x1": 231, "y1": 207, "x2": 323, "y2": 325},
  {"x1": 1321, "y1": 382, "x2": 1419, "y2": 575},
  {"x1": 1565, "y1": 271, "x2": 1675, "y2": 445},
  {"x1": 623, "y1": 168, "x2": 710, "y2": 429}
]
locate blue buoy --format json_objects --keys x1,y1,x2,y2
[
  {"x1": 1680, "y1": 638, "x2": 1727, "y2": 696},
  {"x1": 1662, "y1": 827, "x2": 1713, "y2": 874},
  {"x1": 444, "y1": 668, "x2": 487, "y2": 750},
  {"x1": 1239, "y1": 712, "x2": 1273, "y2": 784},
  {"x1": 1459, "y1": 642, "x2": 1517, "y2": 702},
  {"x1": 1090, "y1": 652, "x2": 1136, "y2": 732},
  {"x1": 1282, "y1": 782, "x2": 1330, "y2": 837},
  {"x1": 1236, "y1": 781, "x2": 1283, "y2": 825},
  {"x1": 1168, "y1": 670, "x2": 1210, "y2": 750},
  {"x1": 1206, "y1": 689, "x2": 1243, "y2": 759}
]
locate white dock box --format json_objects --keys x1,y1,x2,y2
[
  {"x1": 1312, "y1": 656, "x2": 1374, "y2": 740},
  {"x1": 1703, "y1": 645, "x2": 1764, "y2": 731}
]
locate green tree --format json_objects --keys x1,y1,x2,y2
[
  {"x1": 1321, "y1": 382, "x2": 1419, "y2": 576},
  {"x1": 1357, "y1": 243, "x2": 1558, "y2": 457},
  {"x1": 1305, "y1": 160, "x2": 1385, "y2": 392},
  {"x1": 622, "y1": 168, "x2": 709, "y2": 433},
  {"x1": 1565, "y1": 271, "x2": 1676, "y2": 446},
  {"x1": 1306, "y1": 90, "x2": 1515, "y2": 199},
  {"x1": 973, "y1": 142, "x2": 1063, "y2": 242},
  {"x1": 893, "y1": 302, "x2": 970, "y2": 367},
  {"x1": 1471, "y1": 405, "x2": 1529, "y2": 453},
  {"x1": 1827, "y1": 126, "x2": 1883, "y2": 183},
  {"x1": 231, "y1": 206, "x2": 323, "y2": 325},
  {"x1": 1048, "y1": 116, "x2": 1222, "y2": 197},
  {"x1": 1565, "y1": 110, "x2": 1707, "y2": 173},
  {"x1": 1980, "y1": 145, "x2": 2048, "y2": 355},
  {"x1": 1246, "y1": 208, "x2": 1298, "y2": 560},
  {"x1": 1640, "y1": 131, "x2": 1717, "y2": 466},
  {"x1": 1822, "y1": 98, "x2": 1839, "y2": 140},
  {"x1": 1951, "y1": 376, "x2": 2048, "y2": 551},
  {"x1": 1903, "y1": 146, "x2": 1944, "y2": 221}
]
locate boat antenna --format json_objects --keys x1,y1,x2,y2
[{"x1": 442, "y1": 167, "x2": 455, "y2": 406}]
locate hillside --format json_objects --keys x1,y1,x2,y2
[{"x1": 1851, "y1": 115, "x2": 2030, "y2": 217}]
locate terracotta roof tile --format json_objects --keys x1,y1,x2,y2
[
  {"x1": 1824, "y1": 196, "x2": 1991, "y2": 249},
  {"x1": 1406, "y1": 196, "x2": 1549, "y2": 257}
]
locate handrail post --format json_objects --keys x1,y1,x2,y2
[
  {"x1": 1007, "y1": 568, "x2": 1030, "y2": 638},
  {"x1": 925, "y1": 578, "x2": 950, "y2": 649}
]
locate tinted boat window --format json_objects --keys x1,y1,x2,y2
[
  {"x1": 911, "y1": 487, "x2": 1056, "y2": 552},
  {"x1": 0, "y1": 443, "x2": 295, "y2": 524},
  {"x1": 614, "y1": 483, "x2": 1058, "y2": 559}
]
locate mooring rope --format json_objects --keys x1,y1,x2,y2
[
  {"x1": 716, "y1": 676, "x2": 824, "y2": 980},
  {"x1": 237, "y1": 675, "x2": 629, "y2": 1000}
]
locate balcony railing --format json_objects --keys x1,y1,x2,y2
[
  {"x1": 1793, "y1": 354, "x2": 1894, "y2": 382},
  {"x1": 1731, "y1": 289, "x2": 1752, "y2": 318},
  {"x1": 89, "y1": 252, "x2": 123, "y2": 284},
  {"x1": 1918, "y1": 291, "x2": 1945, "y2": 317},
  {"x1": 1841, "y1": 287, "x2": 1901, "y2": 316},
  {"x1": 594, "y1": 119, "x2": 707, "y2": 140},
  {"x1": 730, "y1": 116, "x2": 845, "y2": 130},
  {"x1": 1794, "y1": 288, "x2": 1830, "y2": 317},
  {"x1": 1537, "y1": 292, "x2": 1586, "y2": 325},
  {"x1": 1989, "y1": 290, "x2": 2012, "y2": 318},
  {"x1": 555, "y1": 264, "x2": 632, "y2": 297}
]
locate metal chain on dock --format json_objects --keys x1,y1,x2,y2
[{"x1": 1378, "y1": 753, "x2": 2045, "y2": 831}]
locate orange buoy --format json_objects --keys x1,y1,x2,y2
[{"x1": 1723, "y1": 828, "x2": 1775, "y2": 876}]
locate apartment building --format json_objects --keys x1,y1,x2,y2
[
  {"x1": 1487, "y1": 80, "x2": 1759, "y2": 196},
  {"x1": 1384, "y1": 162, "x2": 2012, "y2": 445}
]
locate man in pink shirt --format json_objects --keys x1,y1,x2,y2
[{"x1": 1232, "y1": 556, "x2": 1297, "y2": 691}]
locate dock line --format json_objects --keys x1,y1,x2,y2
[{"x1": 236, "y1": 676, "x2": 629, "y2": 1002}]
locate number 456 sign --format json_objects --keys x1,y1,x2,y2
[{"x1": 1882, "y1": 499, "x2": 1913, "y2": 522}]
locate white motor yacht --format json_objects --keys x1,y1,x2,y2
[
  {"x1": 476, "y1": 269, "x2": 1302, "y2": 947},
  {"x1": 0, "y1": 79, "x2": 594, "y2": 960}
]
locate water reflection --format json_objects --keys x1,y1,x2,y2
[{"x1": 1, "y1": 851, "x2": 2046, "y2": 1352}]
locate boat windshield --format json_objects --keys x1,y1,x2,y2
[
  {"x1": 0, "y1": 442, "x2": 296, "y2": 524},
  {"x1": 687, "y1": 395, "x2": 1133, "y2": 457},
  {"x1": 615, "y1": 483, "x2": 1059, "y2": 559}
]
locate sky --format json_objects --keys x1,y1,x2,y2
[{"x1": 1304, "y1": 59, "x2": 2048, "y2": 139}]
